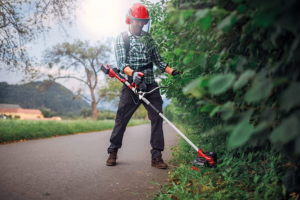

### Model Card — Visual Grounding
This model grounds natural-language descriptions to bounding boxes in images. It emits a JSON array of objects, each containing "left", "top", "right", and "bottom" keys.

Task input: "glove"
[
  {"left": 171, "top": 70, "right": 182, "bottom": 77},
  {"left": 132, "top": 71, "right": 143, "bottom": 85}
]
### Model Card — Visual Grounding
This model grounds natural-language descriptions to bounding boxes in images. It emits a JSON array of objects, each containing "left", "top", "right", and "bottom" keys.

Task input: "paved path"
[{"left": 0, "top": 123, "right": 179, "bottom": 200}]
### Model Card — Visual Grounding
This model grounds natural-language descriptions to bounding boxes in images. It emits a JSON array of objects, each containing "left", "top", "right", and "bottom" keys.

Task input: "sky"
[
  {"left": 0, "top": 0, "right": 161, "bottom": 88},
  {"left": 0, "top": 0, "right": 168, "bottom": 110}
]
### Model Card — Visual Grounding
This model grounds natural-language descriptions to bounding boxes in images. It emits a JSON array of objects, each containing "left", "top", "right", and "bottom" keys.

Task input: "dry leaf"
[{"left": 261, "top": 160, "right": 268, "bottom": 165}]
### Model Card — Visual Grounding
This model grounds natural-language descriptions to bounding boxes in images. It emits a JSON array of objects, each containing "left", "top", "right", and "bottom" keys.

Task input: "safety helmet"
[
  {"left": 125, "top": 3, "right": 150, "bottom": 24},
  {"left": 125, "top": 3, "right": 151, "bottom": 34}
]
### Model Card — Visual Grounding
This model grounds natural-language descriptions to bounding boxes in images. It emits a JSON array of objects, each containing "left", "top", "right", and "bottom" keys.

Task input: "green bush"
[
  {"left": 156, "top": 124, "right": 287, "bottom": 199},
  {"left": 144, "top": 0, "right": 300, "bottom": 198}
]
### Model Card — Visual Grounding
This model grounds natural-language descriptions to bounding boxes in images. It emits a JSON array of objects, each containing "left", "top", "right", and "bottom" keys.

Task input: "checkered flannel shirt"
[{"left": 114, "top": 29, "right": 168, "bottom": 84}]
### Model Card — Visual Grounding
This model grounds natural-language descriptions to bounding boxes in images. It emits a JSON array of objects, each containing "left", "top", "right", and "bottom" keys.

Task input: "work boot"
[
  {"left": 151, "top": 156, "right": 168, "bottom": 169},
  {"left": 106, "top": 150, "right": 118, "bottom": 166}
]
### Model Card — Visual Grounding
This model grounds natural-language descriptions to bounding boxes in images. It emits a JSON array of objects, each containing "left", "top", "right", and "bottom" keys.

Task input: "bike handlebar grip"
[{"left": 138, "top": 72, "right": 144, "bottom": 77}]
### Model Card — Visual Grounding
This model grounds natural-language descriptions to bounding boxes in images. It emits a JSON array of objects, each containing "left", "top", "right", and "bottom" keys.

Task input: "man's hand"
[
  {"left": 171, "top": 70, "right": 182, "bottom": 77},
  {"left": 124, "top": 66, "right": 134, "bottom": 76},
  {"left": 133, "top": 71, "right": 143, "bottom": 85}
]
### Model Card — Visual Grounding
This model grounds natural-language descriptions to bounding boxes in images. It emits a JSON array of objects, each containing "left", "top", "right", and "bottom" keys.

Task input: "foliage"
[
  {"left": 98, "top": 109, "right": 116, "bottom": 120},
  {"left": 0, "top": 81, "right": 89, "bottom": 116},
  {"left": 97, "top": 77, "right": 150, "bottom": 120},
  {"left": 98, "top": 76, "right": 122, "bottom": 106},
  {"left": 0, "top": 119, "right": 149, "bottom": 144},
  {"left": 0, "top": 0, "right": 81, "bottom": 71},
  {"left": 163, "top": 98, "right": 187, "bottom": 123},
  {"left": 80, "top": 107, "right": 92, "bottom": 118},
  {"left": 39, "top": 108, "right": 56, "bottom": 118},
  {"left": 145, "top": 0, "right": 300, "bottom": 197},
  {"left": 155, "top": 124, "right": 288, "bottom": 200},
  {"left": 80, "top": 108, "right": 116, "bottom": 120},
  {"left": 135, "top": 105, "right": 148, "bottom": 119}
]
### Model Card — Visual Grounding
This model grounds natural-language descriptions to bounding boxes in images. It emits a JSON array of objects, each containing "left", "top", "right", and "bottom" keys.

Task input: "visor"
[{"left": 130, "top": 17, "right": 151, "bottom": 34}]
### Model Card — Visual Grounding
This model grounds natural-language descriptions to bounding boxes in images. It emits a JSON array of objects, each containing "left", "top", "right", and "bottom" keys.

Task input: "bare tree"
[
  {"left": 41, "top": 39, "right": 113, "bottom": 120},
  {"left": 0, "top": 0, "right": 81, "bottom": 71}
]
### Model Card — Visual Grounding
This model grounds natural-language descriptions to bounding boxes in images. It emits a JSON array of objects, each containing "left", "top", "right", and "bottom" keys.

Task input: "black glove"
[
  {"left": 132, "top": 71, "right": 143, "bottom": 85},
  {"left": 171, "top": 70, "right": 181, "bottom": 77}
]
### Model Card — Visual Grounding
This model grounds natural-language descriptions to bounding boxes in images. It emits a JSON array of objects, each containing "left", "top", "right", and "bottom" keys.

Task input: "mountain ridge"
[{"left": 0, "top": 81, "right": 89, "bottom": 116}]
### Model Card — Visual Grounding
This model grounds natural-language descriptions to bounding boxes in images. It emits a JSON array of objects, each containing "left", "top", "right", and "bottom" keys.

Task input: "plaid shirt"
[{"left": 114, "top": 29, "right": 168, "bottom": 84}]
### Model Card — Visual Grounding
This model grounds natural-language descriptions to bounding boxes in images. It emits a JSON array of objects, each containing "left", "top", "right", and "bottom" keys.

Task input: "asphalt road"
[{"left": 0, "top": 123, "right": 179, "bottom": 200}]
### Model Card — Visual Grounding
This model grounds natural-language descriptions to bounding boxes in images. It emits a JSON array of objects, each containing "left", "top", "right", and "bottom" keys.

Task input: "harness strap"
[
  {"left": 135, "top": 62, "right": 153, "bottom": 72},
  {"left": 121, "top": 31, "right": 130, "bottom": 55}
]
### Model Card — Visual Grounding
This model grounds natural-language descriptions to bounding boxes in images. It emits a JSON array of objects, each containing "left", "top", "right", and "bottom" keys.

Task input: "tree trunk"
[
  {"left": 90, "top": 87, "right": 98, "bottom": 120},
  {"left": 92, "top": 101, "right": 97, "bottom": 120}
]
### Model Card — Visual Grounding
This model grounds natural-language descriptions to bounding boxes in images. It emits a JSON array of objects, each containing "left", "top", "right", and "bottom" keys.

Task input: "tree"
[
  {"left": 98, "top": 77, "right": 123, "bottom": 106},
  {"left": 40, "top": 108, "right": 51, "bottom": 118},
  {"left": 0, "top": 0, "right": 80, "bottom": 71},
  {"left": 41, "top": 39, "right": 113, "bottom": 120}
]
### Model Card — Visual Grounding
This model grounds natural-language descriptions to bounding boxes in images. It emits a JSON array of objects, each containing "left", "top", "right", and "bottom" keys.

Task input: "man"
[{"left": 106, "top": 3, "right": 181, "bottom": 169}]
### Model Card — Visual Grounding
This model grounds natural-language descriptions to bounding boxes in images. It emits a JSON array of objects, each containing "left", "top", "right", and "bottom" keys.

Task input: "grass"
[
  {"left": 155, "top": 124, "right": 288, "bottom": 200},
  {"left": 0, "top": 119, "right": 149, "bottom": 144}
]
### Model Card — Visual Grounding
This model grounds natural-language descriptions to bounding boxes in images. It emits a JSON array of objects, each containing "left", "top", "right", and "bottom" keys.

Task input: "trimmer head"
[{"left": 192, "top": 150, "right": 217, "bottom": 170}]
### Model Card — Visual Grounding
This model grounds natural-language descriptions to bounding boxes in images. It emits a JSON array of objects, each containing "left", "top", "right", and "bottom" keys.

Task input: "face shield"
[
  {"left": 142, "top": 19, "right": 151, "bottom": 33},
  {"left": 130, "top": 18, "right": 151, "bottom": 36}
]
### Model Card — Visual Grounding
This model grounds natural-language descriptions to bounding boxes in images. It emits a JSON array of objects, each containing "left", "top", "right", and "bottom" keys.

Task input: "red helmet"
[{"left": 125, "top": 3, "right": 150, "bottom": 25}]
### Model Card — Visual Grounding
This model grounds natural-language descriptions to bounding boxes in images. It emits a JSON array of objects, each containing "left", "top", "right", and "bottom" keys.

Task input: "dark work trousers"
[{"left": 107, "top": 81, "right": 164, "bottom": 159}]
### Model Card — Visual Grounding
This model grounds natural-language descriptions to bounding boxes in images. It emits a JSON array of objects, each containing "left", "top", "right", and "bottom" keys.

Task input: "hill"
[{"left": 0, "top": 81, "right": 89, "bottom": 116}]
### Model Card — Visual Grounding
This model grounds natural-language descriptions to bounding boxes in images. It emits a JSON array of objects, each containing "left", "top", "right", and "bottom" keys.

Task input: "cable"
[{"left": 143, "top": 86, "right": 168, "bottom": 95}]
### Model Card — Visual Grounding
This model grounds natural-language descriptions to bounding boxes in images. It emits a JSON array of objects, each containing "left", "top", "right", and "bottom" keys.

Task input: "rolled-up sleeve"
[
  {"left": 114, "top": 35, "right": 129, "bottom": 73},
  {"left": 150, "top": 39, "right": 168, "bottom": 73}
]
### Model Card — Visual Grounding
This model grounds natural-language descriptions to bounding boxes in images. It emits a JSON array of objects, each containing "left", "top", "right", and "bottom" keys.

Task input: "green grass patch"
[
  {"left": 155, "top": 124, "right": 287, "bottom": 200},
  {"left": 0, "top": 119, "right": 149, "bottom": 144}
]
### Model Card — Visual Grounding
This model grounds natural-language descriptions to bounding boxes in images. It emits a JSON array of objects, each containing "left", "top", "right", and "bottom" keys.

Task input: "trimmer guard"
[{"left": 192, "top": 149, "right": 217, "bottom": 170}]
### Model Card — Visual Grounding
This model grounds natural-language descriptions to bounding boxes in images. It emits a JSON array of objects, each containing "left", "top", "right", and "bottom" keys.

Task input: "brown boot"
[
  {"left": 151, "top": 156, "right": 168, "bottom": 169},
  {"left": 106, "top": 150, "right": 117, "bottom": 166}
]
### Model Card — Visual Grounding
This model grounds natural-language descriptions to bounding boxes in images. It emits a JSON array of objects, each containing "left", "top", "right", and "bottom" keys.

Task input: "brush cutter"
[{"left": 100, "top": 64, "right": 217, "bottom": 170}]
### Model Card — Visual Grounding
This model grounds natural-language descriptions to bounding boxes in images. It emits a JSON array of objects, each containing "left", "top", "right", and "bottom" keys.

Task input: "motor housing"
[{"left": 192, "top": 152, "right": 217, "bottom": 170}]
